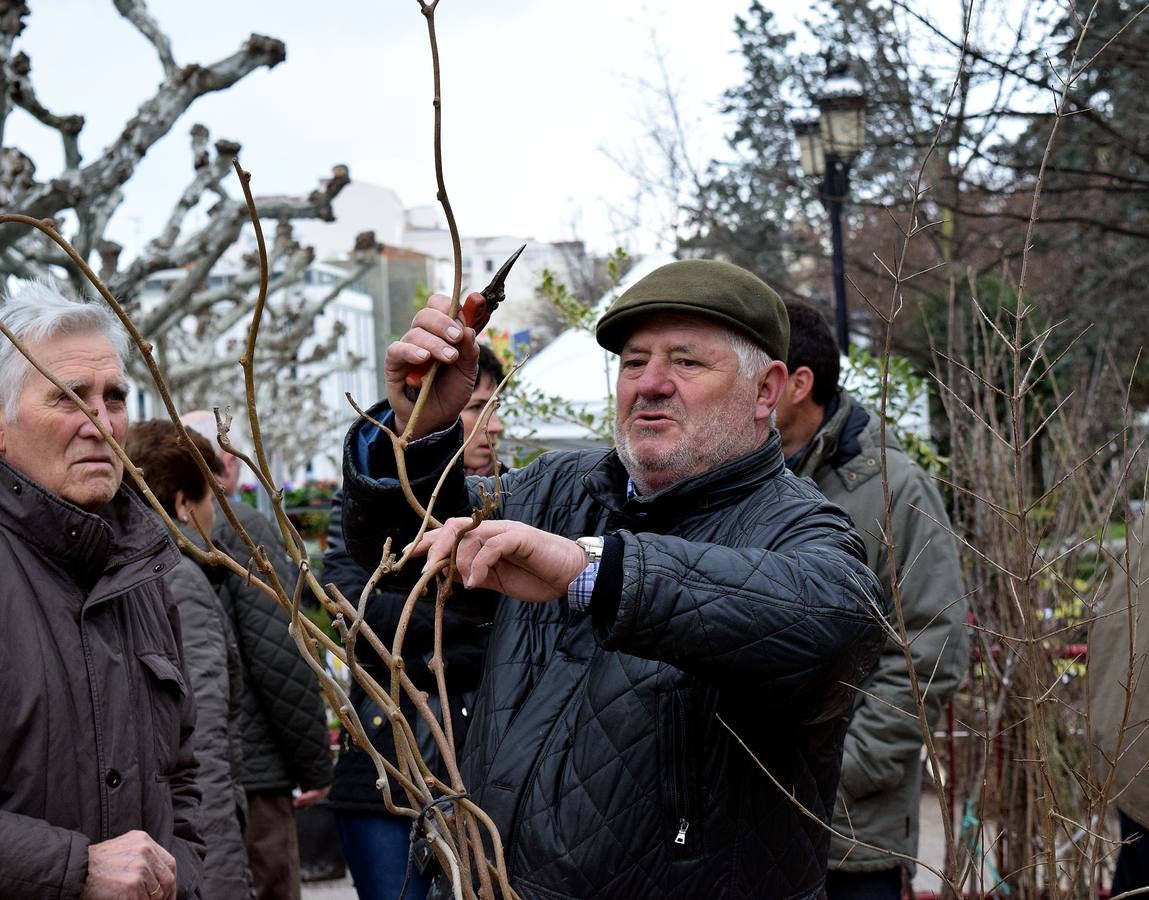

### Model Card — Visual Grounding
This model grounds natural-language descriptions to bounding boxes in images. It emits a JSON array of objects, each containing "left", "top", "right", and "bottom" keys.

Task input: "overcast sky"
[{"left": 10, "top": 1, "right": 778, "bottom": 258}]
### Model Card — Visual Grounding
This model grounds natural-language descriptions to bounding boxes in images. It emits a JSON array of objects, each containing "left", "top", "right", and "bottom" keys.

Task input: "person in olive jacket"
[
  {"left": 0, "top": 283, "right": 203, "bottom": 900},
  {"left": 775, "top": 302, "right": 969, "bottom": 899},
  {"left": 340, "top": 260, "right": 886, "bottom": 900}
]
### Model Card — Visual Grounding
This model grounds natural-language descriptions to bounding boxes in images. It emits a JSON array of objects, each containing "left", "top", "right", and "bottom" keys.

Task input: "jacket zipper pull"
[{"left": 674, "top": 819, "right": 689, "bottom": 845}]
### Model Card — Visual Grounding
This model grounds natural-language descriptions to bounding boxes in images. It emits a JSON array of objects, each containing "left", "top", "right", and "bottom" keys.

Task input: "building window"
[{"left": 485, "top": 259, "right": 495, "bottom": 273}]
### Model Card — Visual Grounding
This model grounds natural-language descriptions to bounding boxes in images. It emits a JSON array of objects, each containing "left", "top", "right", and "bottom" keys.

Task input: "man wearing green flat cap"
[{"left": 341, "top": 259, "right": 886, "bottom": 899}]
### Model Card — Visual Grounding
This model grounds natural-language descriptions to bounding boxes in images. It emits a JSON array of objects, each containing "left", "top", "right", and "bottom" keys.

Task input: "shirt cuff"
[{"left": 567, "top": 560, "right": 600, "bottom": 614}]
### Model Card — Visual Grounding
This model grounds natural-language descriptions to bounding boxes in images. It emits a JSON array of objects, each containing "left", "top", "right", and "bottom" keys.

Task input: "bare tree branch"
[
  {"left": 0, "top": 31, "right": 286, "bottom": 257},
  {"left": 113, "top": 0, "right": 178, "bottom": 79}
]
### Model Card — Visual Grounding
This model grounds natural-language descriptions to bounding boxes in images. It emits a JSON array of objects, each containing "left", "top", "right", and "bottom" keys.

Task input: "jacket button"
[
  {"left": 105, "top": 769, "right": 122, "bottom": 788},
  {"left": 153, "top": 563, "right": 164, "bottom": 573},
  {"left": 68, "top": 528, "right": 79, "bottom": 539},
  {"left": 11, "top": 483, "right": 20, "bottom": 494},
  {"left": 866, "top": 458, "right": 877, "bottom": 466},
  {"left": 848, "top": 472, "right": 858, "bottom": 481},
  {"left": 371, "top": 715, "right": 383, "bottom": 727}
]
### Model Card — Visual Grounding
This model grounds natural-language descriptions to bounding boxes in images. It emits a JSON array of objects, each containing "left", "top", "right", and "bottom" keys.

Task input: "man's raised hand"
[{"left": 384, "top": 292, "right": 481, "bottom": 437}]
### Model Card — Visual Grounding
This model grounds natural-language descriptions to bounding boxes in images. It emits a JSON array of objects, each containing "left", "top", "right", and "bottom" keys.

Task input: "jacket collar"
[
  {"left": 583, "top": 430, "right": 787, "bottom": 526},
  {"left": 791, "top": 388, "right": 869, "bottom": 479},
  {"left": 0, "top": 456, "right": 177, "bottom": 590}
]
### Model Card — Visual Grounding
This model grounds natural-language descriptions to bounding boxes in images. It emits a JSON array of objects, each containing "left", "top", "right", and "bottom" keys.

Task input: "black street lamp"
[{"left": 793, "top": 69, "right": 867, "bottom": 350}]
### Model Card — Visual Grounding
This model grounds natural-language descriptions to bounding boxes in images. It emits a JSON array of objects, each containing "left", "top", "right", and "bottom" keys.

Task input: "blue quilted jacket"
[{"left": 342, "top": 410, "right": 885, "bottom": 900}]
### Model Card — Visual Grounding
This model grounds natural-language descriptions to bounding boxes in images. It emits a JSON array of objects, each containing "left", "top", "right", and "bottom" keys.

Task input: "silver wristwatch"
[{"left": 576, "top": 535, "right": 605, "bottom": 565}]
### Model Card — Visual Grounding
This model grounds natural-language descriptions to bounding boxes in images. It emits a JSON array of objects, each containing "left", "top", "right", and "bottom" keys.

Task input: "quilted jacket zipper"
[{"left": 670, "top": 692, "right": 695, "bottom": 849}]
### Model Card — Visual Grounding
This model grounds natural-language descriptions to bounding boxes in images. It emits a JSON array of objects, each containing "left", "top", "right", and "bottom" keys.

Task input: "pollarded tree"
[{"left": 0, "top": 1, "right": 377, "bottom": 474}]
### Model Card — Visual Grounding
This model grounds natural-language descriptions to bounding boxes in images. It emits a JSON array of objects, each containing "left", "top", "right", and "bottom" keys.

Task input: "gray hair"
[
  {"left": 0, "top": 281, "right": 130, "bottom": 420},
  {"left": 727, "top": 329, "right": 777, "bottom": 428},
  {"left": 727, "top": 329, "right": 775, "bottom": 379}
]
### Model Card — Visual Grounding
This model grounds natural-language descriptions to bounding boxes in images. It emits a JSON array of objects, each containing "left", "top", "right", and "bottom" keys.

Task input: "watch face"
[{"left": 578, "top": 536, "right": 604, "bottom": 562}]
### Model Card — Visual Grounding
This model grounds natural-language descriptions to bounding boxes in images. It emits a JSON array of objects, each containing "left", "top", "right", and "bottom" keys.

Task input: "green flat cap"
[{"left": 595, "top": 259, "right": 789, "bottom": 362}]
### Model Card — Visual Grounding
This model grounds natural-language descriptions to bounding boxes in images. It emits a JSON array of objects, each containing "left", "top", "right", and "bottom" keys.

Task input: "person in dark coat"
[
  {"left": 180, "top": 409, "right": 333, "bottom": 900},
  {"left": 126, "top": 419, "right": 254, "bottom": 900},
  {"left": 0, "top": 283, "right": 203, "bottom": 899},
  {"left": 341, "top": 260, "right": 887, "bottom": 899},
  {"left": 325, "top": 344, "right": 503, "bottom": 900}
]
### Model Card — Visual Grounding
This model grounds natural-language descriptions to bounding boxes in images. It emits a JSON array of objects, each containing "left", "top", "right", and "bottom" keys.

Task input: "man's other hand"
[
  {"left": 411, "top": 518, "right": 589, "bottom": 602},
  {"left": 385, "top": 293, "right": 480, "bottom": 437},
  {"left": 82, "top": 830, "right": 177, "bottom": 900}
]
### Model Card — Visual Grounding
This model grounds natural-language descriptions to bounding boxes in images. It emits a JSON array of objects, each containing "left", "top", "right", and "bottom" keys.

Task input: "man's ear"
[
  {"left": 0, "top": 413, "right": 6, "bottom": 456},
  {"left": 787, "top": 366, "right": 817, "bottom": 406},
  {"left": 755, "top": 360, "right": 790, "bottom": 422},
  {"left": 173, "top": 489, "right": 190, "bottom": 523}
]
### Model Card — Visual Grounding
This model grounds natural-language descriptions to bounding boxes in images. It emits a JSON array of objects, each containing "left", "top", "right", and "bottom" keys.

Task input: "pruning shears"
[{"left": 404, "top": 243, "right": 526, "bottom": 394}]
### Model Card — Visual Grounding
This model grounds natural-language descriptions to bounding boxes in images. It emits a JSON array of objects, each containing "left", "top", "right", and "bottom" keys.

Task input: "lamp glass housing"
[
  {"left": 792, "top": 113, "right": 825, "bottom": 177},
  {"left": 818, "top": 90, "right": 866, "bottom": 162}
]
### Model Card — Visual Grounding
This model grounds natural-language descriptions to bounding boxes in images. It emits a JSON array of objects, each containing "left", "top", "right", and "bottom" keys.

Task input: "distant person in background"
[
  {"left": 323, "top": 344, "right": 504, "bottom": 900},
  {"left": 179, "top": 410, "right": 249, "bottom": 503},
  {"left": 459, "top": 344, "right": 505, "bottom": 476},
  {"left": 1090, "top": 512, "right": 1149, "bottom": 895},
  {"left": 126, "top": 419, "right": 253, "bottom": 900},
  {"left": 774, "top": 302, "right": 968, "bottom": 900},
  {"left": 181, "top": 409, "right": 334, "bottom": 900}
]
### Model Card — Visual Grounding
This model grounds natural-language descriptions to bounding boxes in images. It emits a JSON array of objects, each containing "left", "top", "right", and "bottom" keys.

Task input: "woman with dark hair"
[{"left": 125, "top": 420, "right": 254, "bottom": 900}]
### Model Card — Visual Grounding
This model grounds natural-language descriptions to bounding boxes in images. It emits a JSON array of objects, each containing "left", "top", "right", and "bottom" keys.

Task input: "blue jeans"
[
  {"left": 826, "top": 867, "right": 904, "bottom": 900},
  {"left": 335, "top": 811, "right": 430, "bottom": 900}
]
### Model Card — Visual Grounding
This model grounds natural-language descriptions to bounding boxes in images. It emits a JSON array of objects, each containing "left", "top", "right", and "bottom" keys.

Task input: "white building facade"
[{"left": 133, "top": 261, "right": 376, "bottom": 484}]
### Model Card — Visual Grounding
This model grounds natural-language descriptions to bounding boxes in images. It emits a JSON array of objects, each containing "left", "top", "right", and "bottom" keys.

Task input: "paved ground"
[
  {"left": 914, "top": 787, "right": 947, "bottom": 896},
  {"left": 302, "top": 875, "right": 358, "bottom": 899}
]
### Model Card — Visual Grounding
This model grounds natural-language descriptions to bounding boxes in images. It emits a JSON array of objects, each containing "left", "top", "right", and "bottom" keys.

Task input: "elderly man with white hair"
[{"left": 0, "top": 283, "right": 203, "bottom": 899}]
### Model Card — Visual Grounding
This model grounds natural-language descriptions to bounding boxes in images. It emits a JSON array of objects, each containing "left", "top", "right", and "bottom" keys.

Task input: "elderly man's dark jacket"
[
  {"left": 0, "top": 459, "right": 204, "bottom": 899},
  {"left": 342, "top": 408, "right": 885, "bottom": 900}
]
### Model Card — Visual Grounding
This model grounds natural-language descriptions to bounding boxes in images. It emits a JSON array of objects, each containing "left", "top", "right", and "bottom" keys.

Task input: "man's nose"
[
  {"left": 76, "top": 400, "right": 112, "bottom": 436},
  {"left": 635, "top": 358, "right": 674, "bottom": 397}
]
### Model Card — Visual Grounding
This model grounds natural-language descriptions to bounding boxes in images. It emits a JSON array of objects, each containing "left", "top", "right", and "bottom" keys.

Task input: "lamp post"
[{"left": 793, "top": 68, "right": 867, "bottom": 350}]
